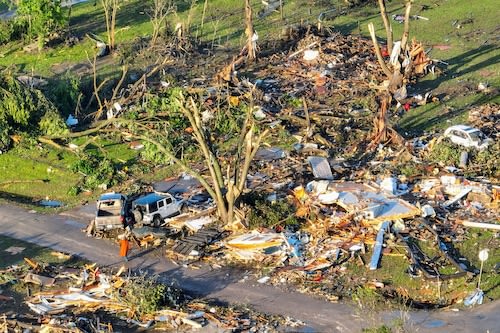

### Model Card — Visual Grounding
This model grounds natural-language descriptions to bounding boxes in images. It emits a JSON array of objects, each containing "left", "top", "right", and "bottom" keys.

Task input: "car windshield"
[{"left": 468, "top": 131, "right": 483, "bottom": 141}]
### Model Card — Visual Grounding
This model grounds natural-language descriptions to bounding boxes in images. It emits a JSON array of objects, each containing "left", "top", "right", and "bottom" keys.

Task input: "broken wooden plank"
[
  {"left": 24, "top": 273, "right": 55, "bottom": 287},
  {"left": 442, "top": 188, "right": 471, "bottom": 208},
  {"left": 459, "top": 220, "right": 500, "bottom": 231}
]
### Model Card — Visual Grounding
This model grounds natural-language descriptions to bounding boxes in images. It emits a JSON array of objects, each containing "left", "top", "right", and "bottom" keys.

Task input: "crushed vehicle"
[
  {"left": 443, "top": 125, "right": 492, "bottom": 150},
  {"left": 132, "top": 192, "right": 185, "bottom": 227},
  {"left": 94, "top": 193, "right": 130, "bottom": 231}
]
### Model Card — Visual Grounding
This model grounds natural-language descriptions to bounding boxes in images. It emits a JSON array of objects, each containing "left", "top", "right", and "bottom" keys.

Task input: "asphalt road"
[{"left": 0, "top": 203, "right": 498, "bottom": 333}]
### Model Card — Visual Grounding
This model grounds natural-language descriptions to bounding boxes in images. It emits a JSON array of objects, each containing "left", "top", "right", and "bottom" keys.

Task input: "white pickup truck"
[{"left": 94, "top": 193, "right": 130, "bottom": 231}]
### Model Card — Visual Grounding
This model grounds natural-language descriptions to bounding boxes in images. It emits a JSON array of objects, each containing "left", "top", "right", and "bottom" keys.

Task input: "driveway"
[{"left": 0, "top": 203, "right": 498, "bottom": 332}]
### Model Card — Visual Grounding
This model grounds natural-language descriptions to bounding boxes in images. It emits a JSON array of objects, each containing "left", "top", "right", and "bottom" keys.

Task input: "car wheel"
[
  {"left": 181, "top": 203, "right": 189, "bottom": 213},
  {"left": 133, "top": 209, "right": 143, "bottom": 223},
  {"left": 153, "top": 215, "right": 162, "bottom": 228}
]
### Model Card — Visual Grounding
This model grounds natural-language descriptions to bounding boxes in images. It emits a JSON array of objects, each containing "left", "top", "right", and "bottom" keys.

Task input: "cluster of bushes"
[
  {"left": 0, "top": 0, "right": 66, "bottom": 49},
  {"left": 0, "top": 70, "right": 68, "bottom": 152}
]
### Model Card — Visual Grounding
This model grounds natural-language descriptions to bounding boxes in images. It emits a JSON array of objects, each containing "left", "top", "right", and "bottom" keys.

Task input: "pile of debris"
[
  {"left": 0, "top": 258, "right": 303, "bottom": 332},
  {"left": 467, "top": 103, "right": 499, "bottom": 138},
  {"left": 79, "top": 26, "right": 497, "bottom": 307}
]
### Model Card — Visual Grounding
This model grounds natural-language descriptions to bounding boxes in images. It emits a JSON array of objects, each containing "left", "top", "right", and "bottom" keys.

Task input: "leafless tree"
[
  {"left": 367, "top": 1, "right": 414, "bottom": 148},
  {"left": 101, "top": 0, "right": 119, "bottom": 50},
  {"left": 245, "top": 0, "right": 256, "bottom": 60},
  {"left": 149, "top": 0, "right": 174, "bottom": 45}
]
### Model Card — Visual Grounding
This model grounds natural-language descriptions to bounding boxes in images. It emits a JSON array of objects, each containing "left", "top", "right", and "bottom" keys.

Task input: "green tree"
[
  {"left": 0, "top": 70, "right": 67, "bottom": 151},
  {"left": 15, "top": 0, "right": 66, "bottom": 50}
]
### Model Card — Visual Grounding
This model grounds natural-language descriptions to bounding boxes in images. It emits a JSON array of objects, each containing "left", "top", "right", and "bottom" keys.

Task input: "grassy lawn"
[
  {"left": 0, "top": 146, "right": 81, "bottom": 207},
  {"left": 0, "top": 235, "right": 84, "bottom": 269}
]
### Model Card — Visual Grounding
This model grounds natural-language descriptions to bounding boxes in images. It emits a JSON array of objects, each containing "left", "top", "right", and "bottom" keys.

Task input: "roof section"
[
  {"left": 133, "top": 192, "right": 167, "bottom": 205},
  {"left": 99, "top": 193, "right": 125, "bottom": 201},
  {"left": 447, "top": 125, "right": 479, "bottom": 132}
]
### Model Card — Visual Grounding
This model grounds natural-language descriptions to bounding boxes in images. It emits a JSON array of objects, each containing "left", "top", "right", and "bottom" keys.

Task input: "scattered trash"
[
  {"left": 392, "top": 14, "right": 429, "bottom": 23},
  {"left": 464, "top": 289, "right": 484, "bottom": 307},
  {"left": 257, "top": 276, "right": 271, "bottom": 284},
  {"left": 39, "top": 200, "right": 63, "bottom": 207},
  {"left": 369, "top": 221, "right": 390, "bottom": 270},
  {"left": 4, "top": 246, "right": 25, "bottom": 255},
  {"left": 65, "top": 114, "right": 79, "bottom": 127},
  {"left": 308, "top": 156, "right": 334, "bottom": 180},
  {"left": 303, "top": 49, "right": 319, "bottom": 61}
]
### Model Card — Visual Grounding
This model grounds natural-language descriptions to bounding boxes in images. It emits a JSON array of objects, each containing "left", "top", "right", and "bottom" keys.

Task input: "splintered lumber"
[
  {"left": 24, "top": 257, "right": 40, "bottom": 270},
  {"left": 181, "top": 317, "right": 203, "bottom": 328},
  {"left": 459, "top": 220, "right": 500, "bottom": 231},
  {"left": 442, "top": 188, "right": 472, "bottom": 207}
]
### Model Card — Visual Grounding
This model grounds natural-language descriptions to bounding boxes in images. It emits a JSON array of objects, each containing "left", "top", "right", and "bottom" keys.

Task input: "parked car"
[
  {"left": 94, "top": 192, "right": 130, "bottom": 231},
  {"left": 132, "top": 192, "right": 185, "bottom": 227},
  {"left": 443, "top": 125, "right": 492, "bottom": 150}
]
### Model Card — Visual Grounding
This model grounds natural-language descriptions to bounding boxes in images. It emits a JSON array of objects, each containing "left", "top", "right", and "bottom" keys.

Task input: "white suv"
[{"left": 132, "top": 192, "right": 184, "bottom": 227}]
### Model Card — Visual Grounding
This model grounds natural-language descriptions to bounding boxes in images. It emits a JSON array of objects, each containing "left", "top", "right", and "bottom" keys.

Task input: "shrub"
[
  {"left": 70, "top": 153, "right": 118, "bottom": 190},
  {"left": 38, "top": 109, "right": 68, "bottom": 136},
  {"left": 114, "top": 274, "right": 181, "bottom": 317},
  {"left": 246, "top": 193, "right": 298, "bottom": 229},
  {"left": 46, "top": 72, "right": 80, "bottom": 114},
  {"left": 427, "top": 140, "right": 461, "bottom": 166}
]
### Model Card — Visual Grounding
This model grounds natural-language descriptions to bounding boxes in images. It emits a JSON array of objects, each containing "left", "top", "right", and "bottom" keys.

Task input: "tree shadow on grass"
[
  {"left": 69, "top": 1, "right": 150, "bottom": 39},
  {"left": 397, "top": 43, "right": 499, "bottom": 133},
  {"left": 420, "top": 44, "right": 500, "bottom": 93},
  {"left": 0, "top": 190, "right": 38, "bottom": 206},
  {"left": 398, "top": 87, "right": 499, "bottom": 135}
]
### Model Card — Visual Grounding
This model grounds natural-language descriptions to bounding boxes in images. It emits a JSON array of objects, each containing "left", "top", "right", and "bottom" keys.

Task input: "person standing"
[{"left": 119, "top": 233, "right": 130, "bottom": 262}]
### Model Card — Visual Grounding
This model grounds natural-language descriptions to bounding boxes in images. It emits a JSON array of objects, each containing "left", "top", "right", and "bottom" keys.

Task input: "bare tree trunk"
[
  {"left": 245, "top": 0, "right": 255, "bottom": 60},
  {"left": 377, "top": 0, "right": 393, "bottom": 55},
  {"left": 110, "top": 0, "right": 117, "bottom": 49},
  {"left": 368, "top": 23, "right": 392, "bottom": 77},
  {"left": 400, "top": 1, "right": 412, "bottom": 52},
  {"left": 101, "top": 0, "right": 119, "bottom": 50}
]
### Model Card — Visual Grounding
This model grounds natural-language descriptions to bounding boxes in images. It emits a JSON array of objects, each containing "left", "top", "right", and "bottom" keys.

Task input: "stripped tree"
[
  {"left": 367, "top": 0, "right": 413, "bottom": 148},
  {"left": 149, "top": 0, "right": 174, "bottom": 45},
  {"left": 101, "top": 0, "right": 119, "bottom": 50},
  {"left": 244, "top": 0, "right": 256, "bottom": 60},
  {"left": 40, "top": 79, "right": 268, "bottom": 226}
]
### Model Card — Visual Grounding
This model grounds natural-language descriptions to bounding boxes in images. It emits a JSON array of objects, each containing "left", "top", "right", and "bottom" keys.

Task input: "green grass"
[
  {"left": 456, "top": 229, "right": 500, "bottom": 300},
  {"left": 0, "top": 145, "right": 82, "bottom": 207},
  {"left": 0, "top": 235, "right": 84, "bottom": 269},
  {"left": 344, "top": 228, "right": 500, "bottom": 307},
  {"left": 70, "top": 136, "right": 139, "bottom": 163}
]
